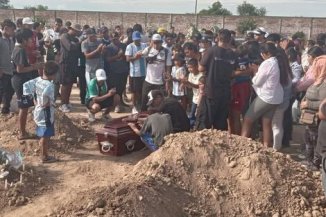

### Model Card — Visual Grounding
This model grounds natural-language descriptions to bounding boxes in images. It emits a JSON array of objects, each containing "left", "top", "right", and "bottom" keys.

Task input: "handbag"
[
  {"left": 299, "top": 109, "right": 318, "bottom": 126},
  {"left": 18, "top": 94, "right": 34, "bottom": 108}
]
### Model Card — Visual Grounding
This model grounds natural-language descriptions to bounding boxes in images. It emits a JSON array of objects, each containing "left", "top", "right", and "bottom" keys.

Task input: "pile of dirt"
[
  {"left": 0, "top": 110, "right": 93, "bottom": 157},
  {"left": 0, "top": 164, "right": 52, "bottom": 210},
  {"left": 50, "top": 129, "right": 326, "bottom": 217}
]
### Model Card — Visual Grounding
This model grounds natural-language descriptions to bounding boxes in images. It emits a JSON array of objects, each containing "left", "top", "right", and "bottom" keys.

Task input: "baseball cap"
[
  {"left": 71, "top": 24, "right": 82, "bottom": 32},
  {"left": 152, "top": 34, "right": 162, "bottom": 41},
  {"left": 200, "top": 35, "right": 213, "bottom": 42},
  {"left": 252, "top": 27, "right": 267, "bottom": 36},
  {"left": 157, "top": 28, "right": 166, "bottom": 34},
  {"left": 85, "top": 28, "right": 96, "bottom": 35},
  {"left": 96, "top": 69, "right": 107, "bottom": 81},
  {"left": 132, "top": 31, "right": 141, "bottom": 41},
  {"left": 147, "top": 90, "right": 163, "bottom": 106},
  {"left": 22, "top": 17, "right": 34, "bottom": 25}
]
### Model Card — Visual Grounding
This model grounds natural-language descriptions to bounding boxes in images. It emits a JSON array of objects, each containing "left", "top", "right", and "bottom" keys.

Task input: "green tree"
[
  {"left": 199, "top": 1, "right": 232, "bottom": 16},
  {"left": 0, "top": 0, "right": 12, "bottom": 9},
  {"left": 24, "top": 4, "right": 48, "bottom": 11},
  {"left": 237, "top": 18, "right": 257, "bottom": 35},
  {"left": 237, "top": 1, "right": 266, "bottom": 16}
]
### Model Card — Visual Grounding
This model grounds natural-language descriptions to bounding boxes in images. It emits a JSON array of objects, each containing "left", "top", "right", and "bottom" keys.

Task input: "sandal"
[
  {"left": 18, "top": 132, "right": 37, "bottom": 140},
  {"left": 41, "top": 156, "right": 58, "bottom": 164}
]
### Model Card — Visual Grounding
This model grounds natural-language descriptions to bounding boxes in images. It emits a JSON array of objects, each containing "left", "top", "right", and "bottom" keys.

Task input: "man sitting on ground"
[{"left": 86, "top": 69, "right": 120, "bottom": 122}]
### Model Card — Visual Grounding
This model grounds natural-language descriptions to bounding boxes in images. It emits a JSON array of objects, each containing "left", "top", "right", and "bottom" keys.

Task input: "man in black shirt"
[
  {"left": 147, "top": 90, "right": 190, "bottom": 133},
  {"left": 197, "top": 29, "right": 237, "bottom": 131}
]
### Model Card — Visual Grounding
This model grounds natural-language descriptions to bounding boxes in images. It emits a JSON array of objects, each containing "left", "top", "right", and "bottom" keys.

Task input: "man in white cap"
[
  {"left": 22, "top": 17, "right": 40, "bottom": 65},
  {"left": 252, "top": 27, "right": 268, "bottom": 44},
  {"left": 140, "top": 33, "right": 172, "bottom": 111},
  {"left": 85, "top": 69, "right": 120, "bottom": 122}
]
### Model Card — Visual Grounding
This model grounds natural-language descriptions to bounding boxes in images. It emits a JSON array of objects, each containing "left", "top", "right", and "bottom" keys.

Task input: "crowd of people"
[{"left": 0, "top": 17, "right": 325, "bottom": 171}]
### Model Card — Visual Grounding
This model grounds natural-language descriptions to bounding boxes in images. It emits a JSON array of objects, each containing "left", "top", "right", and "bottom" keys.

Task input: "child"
[
  {"left": 171, "top": 54, "right": 187, "bottom": 110},
  {"left": 23, "top": 61, "right": 59, "bottom": 163},
  {"left": 196, "top": 76, "right": 206, "bottom": 116},
  {"left": 184, "top": 58, "right": 203, "bottom": 125}
]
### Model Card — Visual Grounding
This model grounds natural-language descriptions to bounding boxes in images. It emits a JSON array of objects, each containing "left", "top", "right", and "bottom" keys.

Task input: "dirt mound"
[
  {"left": 0, "top": 110, "right": 92, "bottom": 156},
  {"left": 52, "top": 130, "right": 325, "bottom": 216},
  {"left": 0, "top": 110, "right": 93, "bottom": 212}
]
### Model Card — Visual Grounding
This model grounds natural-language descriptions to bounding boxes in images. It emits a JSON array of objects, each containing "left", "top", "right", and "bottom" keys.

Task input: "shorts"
[
  {"left": 129, "top": 77, "right": 145, "bottom": 94},
  {"left": 36, "top": 124, "right": 55, "bottom": 138},
  {"left": 245, "top": 96, "right": 278, "bottom": 121},
  {"left": 86, "top": 97, "right": 114, "bottom": 110},
  {"left": 140, "top": 133, "right": 159, "bottom": 152},
  {"left": 231, "top": 82, "right": 251, "bottom": 113},
  {"left": 60, "top": 63, "right": 77, "bottom": 85}
]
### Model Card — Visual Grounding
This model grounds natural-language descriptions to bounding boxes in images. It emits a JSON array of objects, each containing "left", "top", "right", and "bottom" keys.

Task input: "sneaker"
[
  {"left": 88, "top": 111, "right": 96, "bottom": 123},
  {"left": 102, "top": 113, "right": 112, "bottom": 121},
  {"left": 59, "top": 104, "right": 71, "bottom": 113},
  {"left": 132, "top": 107, "right": 139, "bottom": 114},
  {"left": 67, "top": 103, "right": 73, "bottom": 109},
  {"left": 114, "top": 105, "right": 121, "bottom": 113}
]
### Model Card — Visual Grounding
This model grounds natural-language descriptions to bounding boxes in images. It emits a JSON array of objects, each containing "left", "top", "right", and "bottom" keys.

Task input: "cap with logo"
[
  {"left": 132, "top": 31, "right": 141, "bottom": 41},
  {"left": 22, "top": 17, "right": 34, "bottom": 25},
  {"left": 151, "top": 34, "right": 162, "bottom": 41},
  {"left": 96, "top": 69, "right": 107, "bottom": 81}
]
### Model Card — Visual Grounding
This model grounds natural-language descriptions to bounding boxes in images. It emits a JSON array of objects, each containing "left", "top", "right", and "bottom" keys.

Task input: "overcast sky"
[{"left": 9, "top": 0, "right": 326, "bottom": 17}]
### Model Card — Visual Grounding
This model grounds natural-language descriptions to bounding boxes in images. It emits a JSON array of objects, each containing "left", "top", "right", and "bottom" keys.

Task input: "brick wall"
[{"left": 0, "top": 9, "right": 325, "bottom": 39}]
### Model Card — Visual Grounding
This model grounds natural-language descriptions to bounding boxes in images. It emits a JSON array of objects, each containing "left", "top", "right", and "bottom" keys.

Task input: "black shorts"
[
  {"left": 60, "top": 63, "right": 77, "bottom": 85},
  {"left": 86, "top": 97, "right": 114, "bottom": 110},
  {"left": 11, "top": 71, "right": 38, "bottom": 99},
  {"left": 130, "top": 77, "right": 145, "bottom": 94}
]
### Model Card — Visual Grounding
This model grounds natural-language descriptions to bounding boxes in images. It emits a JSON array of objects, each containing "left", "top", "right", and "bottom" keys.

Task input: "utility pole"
[{"left": 195, "top": 0, "right": 198, "bottom": 28}]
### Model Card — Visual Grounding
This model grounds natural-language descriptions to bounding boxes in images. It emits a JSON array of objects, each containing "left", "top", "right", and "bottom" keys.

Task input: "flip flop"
[
  {"left": 41, "top": 156, "right": 58, "bottom": 164},
  {"left": 18, "top": 132, "right": 37, "bottom": 140}
]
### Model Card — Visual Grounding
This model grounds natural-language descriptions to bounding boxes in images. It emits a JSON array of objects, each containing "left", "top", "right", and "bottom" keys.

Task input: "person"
[
  {"left": 99, "top": 26, "right": 111, "bottom": 46},
  {"left": 302, "top": 40, "right": 316, "bottom": 72},
  {"left": 59, "top": 24, "right": 81, "bottom": 113},
  {"left": 171, "top": 54, "right": 187, "bottom": 110},
  {"left": 122, "top": 28, "right": 133, "bottom": 45},
  {"left": 317, "top": 98, "right": 326, "bottom": 196},
  {"left": 182, "top": 59, "right": 203, "bottom": 126},
  {"left": 140, "top": 34, "right": 172, "bottom": 111},
  {"left": 85, "top": 69, "right": 120, "bottom": 122},
  {"left": 11, "top": 28, "right": 44, "bottom": 139},
  {"left": 241, "top": 43, "right": 287, "bottom": 148},
  {"left": 252, "top": 27, "right": 268, "bottom": 44},
  {"left": 133, "top": 24, "right": 149, "bottom": 44},
  {"left": 183, "top": 42, "right": 201, "bottom": 63},
  {"left": 22, "top": 17, "right": 40, "bottom": 67},
  {"left": 229, "top": 44, "right": 252, "bottom": 135},
  {"left": 23, "top": 61, "right": 59, "bottom": 163},
  {"left": 300, "top": 55, "right": 326, "bottom": 171},
  {"left": 128, "top": 111, "right": 173, "bottom": 152},
  {"left": 81, "top": 28, "right": 104, "bottom": 84},
  {"left": 65, "top": 21, "right": 72, "bottom": 29},
  {"left": 0, "top": 19, "right": 16, "bottom": 115},
  {"left": 125, "top": 31, "right": 147, "bottom": 114},
  {"left": 196, "top": 29, "right": 237, "bottom": 131},
  {"left": 199, "top": 35, "right": 213, "bottom": 57},
  {"left": 16, "top": 18, "right": 23, "bottom": 30},
  {"left": 104, "top": 32, "right": 129, "bottom": 113}
]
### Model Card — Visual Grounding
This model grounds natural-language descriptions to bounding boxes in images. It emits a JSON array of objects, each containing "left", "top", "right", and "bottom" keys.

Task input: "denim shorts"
[{"left": 36, "top": 124, "right": 55, "bottom": 138}]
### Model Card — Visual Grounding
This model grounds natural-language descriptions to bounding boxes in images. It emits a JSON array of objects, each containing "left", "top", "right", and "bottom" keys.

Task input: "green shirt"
[{"left": 85, "top": 78, "right": 108, "bottom": 102}]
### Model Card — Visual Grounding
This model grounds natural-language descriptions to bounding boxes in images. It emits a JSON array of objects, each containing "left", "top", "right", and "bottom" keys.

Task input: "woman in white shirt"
[{"left": 242, "top": 43, "right": 289, "bottom": 147}]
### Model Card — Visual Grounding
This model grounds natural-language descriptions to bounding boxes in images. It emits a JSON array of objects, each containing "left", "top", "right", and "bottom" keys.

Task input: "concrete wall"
[{"left": 0, "top": 9, "right": 325, "bottom": 39}]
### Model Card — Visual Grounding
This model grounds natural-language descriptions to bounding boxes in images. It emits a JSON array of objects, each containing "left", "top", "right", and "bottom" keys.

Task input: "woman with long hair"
[{"left": 242, "top": 43, "right": 287, "bottom": 147}]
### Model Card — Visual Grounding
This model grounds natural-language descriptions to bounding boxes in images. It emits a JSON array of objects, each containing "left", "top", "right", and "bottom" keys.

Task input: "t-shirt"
[
  {"left": 125, "top": 43, "right": 147, "bottom": 77},
  {"left": 158, "top": 98, "right": 190, "bottom": 133},
  {"left": 234, "top": 56, "right": 250, "bottom": 84},
  {"left": 188, "top": 72, "right": 203, "bottom": 104},
  {"left": 81, "top": 39, "right": 103, "bottom": 78},
  {"left": 85, "top": 78, "right": 108, "bottom": 102},
  {"left": 25, "top": 31, "right": 39, "bottom": 64},
  {"left": 0, "top": 37, "right": 14, "bottom": 75},
  {"left": 171, "top": 66, "right": 186, "bottom": 96},
  {"left": 104, "top": 42, "right": 129, "bottom": 74},
  {"left": 142, "top": 46, "right": 172, "bottom": 85},
  {"left": 200, "top": 46, "right": 237, "bottom": 99},
  {"left": 60, "top": 33, "right": 80, "bottom": 65},
  {"left": 23, "top": 77, "right": 55, "bottom": 127},
  {"left": 140, "top": 113, "right": 173, "bottom": 146}
]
